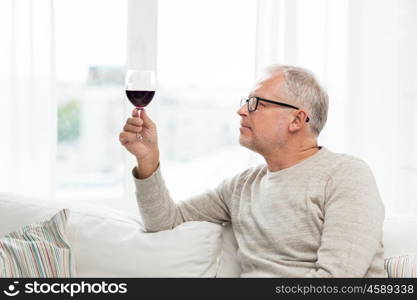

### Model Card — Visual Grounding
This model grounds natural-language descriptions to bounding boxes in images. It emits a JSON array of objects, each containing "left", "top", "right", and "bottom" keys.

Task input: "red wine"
[{"left": 126, "top": 90, "right": 155, "bottom": 107}]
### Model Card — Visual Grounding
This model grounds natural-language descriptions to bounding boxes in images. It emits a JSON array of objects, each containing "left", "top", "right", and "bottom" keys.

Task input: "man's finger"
[
  {"left": 127, "top": 117, "right": 143, "bottom": 126},
  {"left": 123, "top": 124, "right": 142, "bottom": 133},
  {"left": 119, "top": 131, "right": 137, "bottom": 144}
]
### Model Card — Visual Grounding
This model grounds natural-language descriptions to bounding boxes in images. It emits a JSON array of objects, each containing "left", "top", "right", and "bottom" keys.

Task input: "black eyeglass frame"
[{"left": 241, "top": 96, "right": 310, "bottom": 122}]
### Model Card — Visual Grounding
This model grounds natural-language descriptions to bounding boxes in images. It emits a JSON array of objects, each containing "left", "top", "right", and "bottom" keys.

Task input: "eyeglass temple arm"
[{"left": 256, "top": 97, "right": 309, "bottom": 122}]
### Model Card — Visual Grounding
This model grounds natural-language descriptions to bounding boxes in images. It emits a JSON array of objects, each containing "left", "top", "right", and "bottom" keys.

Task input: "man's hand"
[{"left": 119, "top": 108, "right": 159, "bottom": 178}]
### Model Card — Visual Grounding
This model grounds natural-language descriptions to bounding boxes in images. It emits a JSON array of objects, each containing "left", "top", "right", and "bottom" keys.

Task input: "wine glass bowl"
[{"left": 125, "top": 70, "right": 156, "bottom": 109}]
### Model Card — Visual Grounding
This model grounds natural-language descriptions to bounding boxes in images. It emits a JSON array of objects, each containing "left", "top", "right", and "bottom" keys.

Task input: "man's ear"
[{"left": 288, "top": 110, "right": 308, "bottom": 133}]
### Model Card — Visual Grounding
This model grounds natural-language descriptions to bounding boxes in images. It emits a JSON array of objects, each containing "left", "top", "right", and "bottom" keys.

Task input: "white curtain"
[
  {"left": 0, "top": 0, "right": 56, "bottom": 199},
  {"left": 256, "top": 0, "right": 417, "bottom": 214}
]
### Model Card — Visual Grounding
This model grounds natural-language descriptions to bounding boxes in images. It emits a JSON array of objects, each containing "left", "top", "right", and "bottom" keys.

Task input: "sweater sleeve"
[
  {"left": 133, "top": 164, "right": 240, "bottom": 232},
  {"left": 305, "top": 158, "right": 385, "bottom": 277}
]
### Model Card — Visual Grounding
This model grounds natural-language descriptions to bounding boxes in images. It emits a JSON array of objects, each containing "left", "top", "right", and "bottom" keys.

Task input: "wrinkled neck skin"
[{"left": 262, "top": 138, "right": 320, "bottom": 172}]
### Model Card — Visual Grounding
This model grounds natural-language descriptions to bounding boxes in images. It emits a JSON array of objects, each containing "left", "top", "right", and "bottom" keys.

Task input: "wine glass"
[{"left": 125, "top": 70, "right": 156, "bottom": 141}]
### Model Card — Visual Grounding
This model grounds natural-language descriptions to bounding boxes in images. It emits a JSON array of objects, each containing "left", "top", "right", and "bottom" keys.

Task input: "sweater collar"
[{"left": 265, "top": 146, "right": 329, "bottom": 178}]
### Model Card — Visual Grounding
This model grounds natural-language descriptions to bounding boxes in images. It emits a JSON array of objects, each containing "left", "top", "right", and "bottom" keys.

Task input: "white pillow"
[
  {"left": 0, "top": 193, "right": 223, "bottom": 277},
  {"left": 216, "top": 224, "right": 242, "bottom": 277},
  {"left": 383, "top": 216, "right": 417, "bottom": 258}
]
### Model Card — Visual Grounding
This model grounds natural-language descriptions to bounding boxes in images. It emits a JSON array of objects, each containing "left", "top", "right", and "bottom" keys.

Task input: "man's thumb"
[{"left": 132, "top": 108, "right": 139, "bottom": 117}]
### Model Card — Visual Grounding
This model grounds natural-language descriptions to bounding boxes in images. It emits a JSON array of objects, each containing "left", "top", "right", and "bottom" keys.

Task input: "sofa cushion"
[
  {"left": 383, "top": 216, "right": 417, "bottom": 278},
  {"left": 383, "top": 216, "right": 417, "bottom": 258},
  {"left": 216, "top": 224, "right": 241, "bottom": 277},
  {"left": 0, "top": 209, "right": 75, "bottom": 278},
  {"left": 0, "top": 193, "right": 223, "bottom": 277}
]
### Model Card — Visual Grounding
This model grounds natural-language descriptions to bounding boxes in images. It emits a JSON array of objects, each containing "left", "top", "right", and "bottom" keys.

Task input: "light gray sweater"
[{"left": 133, "top": 147, "right": 387, "bottom": 277}]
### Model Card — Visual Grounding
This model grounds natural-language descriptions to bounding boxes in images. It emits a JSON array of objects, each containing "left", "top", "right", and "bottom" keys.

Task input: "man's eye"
[{"left": 259, "top": 102, "right": 265, "bottom": 107}]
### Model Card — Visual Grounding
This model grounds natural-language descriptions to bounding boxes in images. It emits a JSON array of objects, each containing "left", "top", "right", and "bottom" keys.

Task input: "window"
[
  {"left": 55, "top": 0, "right": 256, "bottom": 209},
  {"left": 55, "top": 0, "right": 129, "bottom": 210},
  {"left": 155, "top": 0, "right": 257, "bottom": 200}
]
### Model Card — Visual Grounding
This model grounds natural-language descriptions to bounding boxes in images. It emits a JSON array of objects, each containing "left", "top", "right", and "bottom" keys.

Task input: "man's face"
[{"left": 237, "top": 72, "right": 296, "bottom": 155}]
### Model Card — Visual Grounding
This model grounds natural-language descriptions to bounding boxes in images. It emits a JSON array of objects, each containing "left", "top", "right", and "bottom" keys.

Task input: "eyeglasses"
[{"left": 240, "top": 96, "right": 310, "bottom": 122}]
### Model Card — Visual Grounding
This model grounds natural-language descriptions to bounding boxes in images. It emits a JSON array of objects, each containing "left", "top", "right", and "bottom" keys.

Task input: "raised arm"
[
  {"left": 133, "top": 165, "right": 239, "bottom": 232},
  {"left": 120, "top": 107, "right": 240, "bottom": 232}
]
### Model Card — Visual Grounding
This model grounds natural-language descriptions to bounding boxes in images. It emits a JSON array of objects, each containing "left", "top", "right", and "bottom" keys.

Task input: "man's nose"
[{"left": 237, "top": 103, "right": 248, "bottom": 116}]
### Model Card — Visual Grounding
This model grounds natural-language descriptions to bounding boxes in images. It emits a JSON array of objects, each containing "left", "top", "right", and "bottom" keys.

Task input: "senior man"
[{"left": 119, "top": 64, "right": 386, "bottom": 277}]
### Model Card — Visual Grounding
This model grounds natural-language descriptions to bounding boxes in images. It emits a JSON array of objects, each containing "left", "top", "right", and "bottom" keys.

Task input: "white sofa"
[{"left": 0, "top": 193, "right": 416, "bottom": 277}]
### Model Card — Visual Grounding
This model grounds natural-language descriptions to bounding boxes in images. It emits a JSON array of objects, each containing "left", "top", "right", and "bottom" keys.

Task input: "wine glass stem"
[{"left": 136, "top": 107, "right": 144, "bottom": 141}]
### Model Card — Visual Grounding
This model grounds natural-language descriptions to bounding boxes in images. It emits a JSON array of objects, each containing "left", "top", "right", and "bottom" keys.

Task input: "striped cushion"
[
  {"left": 385, "top": 254, "right": 417, "bottom": 278},
  {"left": 0, "top": 209, "right": 75, "bottom": 277}
]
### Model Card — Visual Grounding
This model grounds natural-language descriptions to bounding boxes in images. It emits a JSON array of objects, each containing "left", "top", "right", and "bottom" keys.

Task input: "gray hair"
[{"left": 266, "top": 64, "right": 329, "bottom": 136}]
